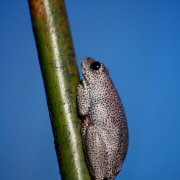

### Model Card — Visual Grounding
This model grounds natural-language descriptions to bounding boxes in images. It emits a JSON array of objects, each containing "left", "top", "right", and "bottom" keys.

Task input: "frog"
[{"left": 77, "top": 57, "right": 129, "bottom": 180}]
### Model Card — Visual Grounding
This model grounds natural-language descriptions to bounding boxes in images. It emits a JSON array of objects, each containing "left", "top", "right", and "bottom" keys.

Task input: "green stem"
[{"left": 28, "top": 0, "right": 91, "bottom": 179}]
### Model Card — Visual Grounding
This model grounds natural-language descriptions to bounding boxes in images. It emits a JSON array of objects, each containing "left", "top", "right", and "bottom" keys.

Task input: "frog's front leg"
[
  {"left": 77, "top": 84, "right": 90, "bottom": 161},
  {"left": 77, "top": 84, "right": 90, "bottom": 116}
]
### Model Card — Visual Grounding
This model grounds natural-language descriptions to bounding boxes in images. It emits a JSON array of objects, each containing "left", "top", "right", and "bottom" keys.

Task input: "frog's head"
[
  {"left": 80, "top": 57, "right": 109, "bottom": 88},
  {"left": 81, "top": 57, "right": 109, "bottom": 78}
]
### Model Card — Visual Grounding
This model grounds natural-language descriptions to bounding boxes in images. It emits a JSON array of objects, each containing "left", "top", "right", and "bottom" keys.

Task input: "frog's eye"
[{"left": 90, "top": 62, "right": 101, "bottom": 70}]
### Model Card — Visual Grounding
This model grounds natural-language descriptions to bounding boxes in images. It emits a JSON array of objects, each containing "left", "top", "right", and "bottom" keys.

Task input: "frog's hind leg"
[{"left": 85, "top": 126, "right": 108, "bottom": 180}]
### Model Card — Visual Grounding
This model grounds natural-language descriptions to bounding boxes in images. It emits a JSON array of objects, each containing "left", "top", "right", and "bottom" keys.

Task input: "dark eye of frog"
[{"left": 90, "top": 62, "right": 101, "bottom": 70}]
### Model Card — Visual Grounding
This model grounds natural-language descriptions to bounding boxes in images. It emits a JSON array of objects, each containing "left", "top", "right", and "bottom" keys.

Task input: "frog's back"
[{"left": 87, "top": 73, "right": 129, "bottom": 179}]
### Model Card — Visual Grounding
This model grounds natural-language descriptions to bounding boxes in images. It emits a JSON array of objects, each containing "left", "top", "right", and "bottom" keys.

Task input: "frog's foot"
[{"left": 82, "top": 115, "right": 90, "bottom": 129}]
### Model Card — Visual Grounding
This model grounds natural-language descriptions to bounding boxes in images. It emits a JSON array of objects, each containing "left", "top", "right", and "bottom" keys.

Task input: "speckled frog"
[{"left": 77, "top": 57, "right": 128, "bottom": 180}]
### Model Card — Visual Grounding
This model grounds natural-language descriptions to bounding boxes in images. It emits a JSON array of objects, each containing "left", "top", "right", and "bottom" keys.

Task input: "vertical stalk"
[{"left": 28, "top": 0, "right": 91, "bottom": 179}]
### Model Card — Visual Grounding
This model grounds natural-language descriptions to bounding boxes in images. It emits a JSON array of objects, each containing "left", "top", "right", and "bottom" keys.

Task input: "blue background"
[{"left": 0, "top": 0, "right": 180, "bottom": 180}]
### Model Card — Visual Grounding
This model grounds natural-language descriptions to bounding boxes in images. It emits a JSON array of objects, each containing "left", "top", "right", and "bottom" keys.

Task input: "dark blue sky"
[{"left": 0, "top": 0, "right": 180, "bottom": 180}]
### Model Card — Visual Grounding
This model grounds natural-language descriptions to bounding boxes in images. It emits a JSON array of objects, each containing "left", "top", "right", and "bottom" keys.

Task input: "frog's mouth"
[
  {"left": 81, "top": 67, "right": 86, "bottom": 76},
  {"left": 81, "top": 74, "right": 89, "bottom": 89},
  {"left": 81, "top": 63, "right": 89, "bottom": 82},
  {"left": 81, "top": 61, "right": 87, "bottom": 76}
]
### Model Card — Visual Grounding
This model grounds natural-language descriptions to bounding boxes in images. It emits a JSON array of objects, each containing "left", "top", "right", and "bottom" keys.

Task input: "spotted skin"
[{"left": 77, "top": 58, "right": 129, "bottom": 180}]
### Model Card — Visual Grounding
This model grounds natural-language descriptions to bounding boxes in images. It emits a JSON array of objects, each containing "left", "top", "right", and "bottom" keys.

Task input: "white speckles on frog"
[{"left": 77, "top": 57, "right": 128, "bottom": 180}]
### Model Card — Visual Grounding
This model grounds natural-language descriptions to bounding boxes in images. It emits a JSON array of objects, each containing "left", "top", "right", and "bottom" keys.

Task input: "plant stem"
[{"left": 28, "top": 0, "right": 91, "bottom": 179}]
